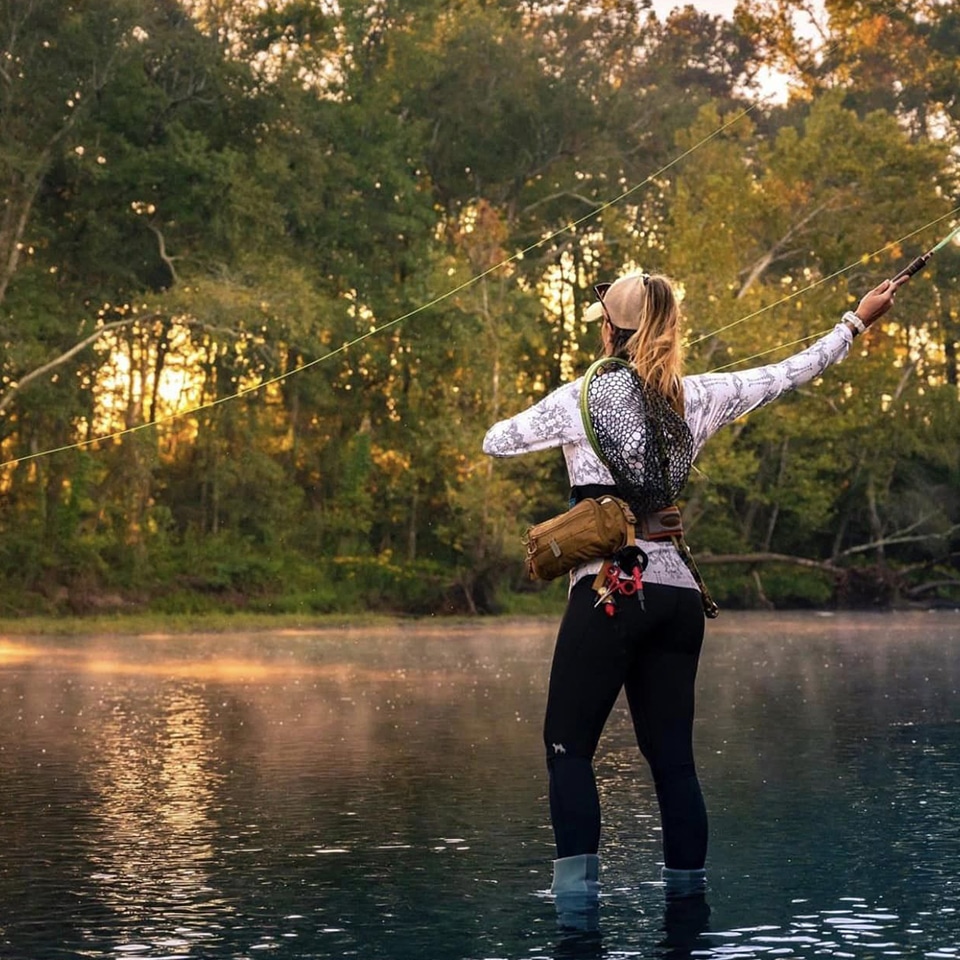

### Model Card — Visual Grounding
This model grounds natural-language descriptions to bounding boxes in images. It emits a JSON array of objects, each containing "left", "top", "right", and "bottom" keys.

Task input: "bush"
[{"left": 704, "top": 563, "right": 835, "bottom": 609}]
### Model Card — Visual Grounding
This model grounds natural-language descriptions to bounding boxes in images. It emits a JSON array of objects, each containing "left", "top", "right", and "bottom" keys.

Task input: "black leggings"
[{"left": 543, "top": 577, "right": 707, "bottom": 869}]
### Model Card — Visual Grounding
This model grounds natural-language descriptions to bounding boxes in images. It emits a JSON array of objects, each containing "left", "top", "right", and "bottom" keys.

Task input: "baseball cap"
[{"left": 583, "top": 273, "right": 650, "bottom": 329}]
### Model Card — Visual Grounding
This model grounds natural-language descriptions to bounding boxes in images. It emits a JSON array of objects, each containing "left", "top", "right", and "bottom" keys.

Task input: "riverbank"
[{"left": 0, "top": 589, "right": 570, "bottom": 637}]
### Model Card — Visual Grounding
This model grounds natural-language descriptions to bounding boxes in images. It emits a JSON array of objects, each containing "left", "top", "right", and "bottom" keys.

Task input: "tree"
[{"left": 661, "top": 90, "right": 956, "bottom": 602}]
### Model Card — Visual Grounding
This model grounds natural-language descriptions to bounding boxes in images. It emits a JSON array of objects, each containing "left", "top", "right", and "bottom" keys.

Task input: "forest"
[{"left": 1, "top": 0, "right": 959, "bottom": 617}]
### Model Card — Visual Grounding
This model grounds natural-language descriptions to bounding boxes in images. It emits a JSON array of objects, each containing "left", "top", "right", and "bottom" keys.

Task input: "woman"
[{"left": 482, "top": 271, "right": 905, "bottom": 918}]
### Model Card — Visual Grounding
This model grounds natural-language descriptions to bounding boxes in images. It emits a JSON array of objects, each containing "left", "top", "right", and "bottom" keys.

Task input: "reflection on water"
[
  {"left": 696, "top": 897, "right": 959, "bottom": 958},
  {"left": 84, "top": 687, "right": 231, "bottom": 955},
  {"left": 0, "top": 613, "right": 958, "bottom": 959}
]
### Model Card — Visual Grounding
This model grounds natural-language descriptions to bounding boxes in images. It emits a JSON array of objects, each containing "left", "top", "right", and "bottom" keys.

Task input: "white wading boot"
[
  {"left": 551, "top": 854, "right": 600, "bottom": 931},
  {"left": 661, "top": 866, "right": 707, "bottom": 900}
]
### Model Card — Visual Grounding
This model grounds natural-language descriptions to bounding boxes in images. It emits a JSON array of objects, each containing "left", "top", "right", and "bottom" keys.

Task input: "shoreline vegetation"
[
  {"left": 6, "top": 553, "right": 959, "bottom": 634},
  {"left": 0, "top": 598, "right": 568, "bottom": 637},
  {"left": 3, "top": 591, "right": 959, "bottom": 640}
]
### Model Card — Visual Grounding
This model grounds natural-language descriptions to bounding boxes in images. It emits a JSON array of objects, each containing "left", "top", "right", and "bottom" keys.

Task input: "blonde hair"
[{"left": 620, "top": 274, "right": 685, "bottom": 414}]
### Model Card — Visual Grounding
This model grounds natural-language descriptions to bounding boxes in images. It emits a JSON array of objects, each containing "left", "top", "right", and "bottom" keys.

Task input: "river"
[{"left": 0, "top": 611, "right": 958, "bottom": 958}]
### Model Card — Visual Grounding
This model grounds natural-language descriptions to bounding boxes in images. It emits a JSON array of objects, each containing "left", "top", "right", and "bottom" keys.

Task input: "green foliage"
[
  {"left": 1, "top": 0, "right": 959, "bottom": 616},
  {"left": 704, "top": 564, "right": 836, "bottom": 610}
]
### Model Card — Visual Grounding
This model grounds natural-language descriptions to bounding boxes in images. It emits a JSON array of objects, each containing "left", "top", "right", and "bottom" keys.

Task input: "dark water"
[{"left": 1, "top": 612, "right": 958, "bottom": 960}]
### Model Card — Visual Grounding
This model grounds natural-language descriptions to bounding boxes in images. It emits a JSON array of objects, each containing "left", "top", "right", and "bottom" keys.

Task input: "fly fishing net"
[{"left": 582, "top": 359, "right": 693, "bottom": 515}]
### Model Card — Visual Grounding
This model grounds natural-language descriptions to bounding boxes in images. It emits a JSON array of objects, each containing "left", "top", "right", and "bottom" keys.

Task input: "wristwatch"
[{"left": 842, "top": 311, "right": 867, "bottom": 336}]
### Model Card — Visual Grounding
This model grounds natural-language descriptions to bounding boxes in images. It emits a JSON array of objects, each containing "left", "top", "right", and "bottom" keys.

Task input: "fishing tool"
[
  {"left": 593, "top": 547, "right": 648, "bottom": 617},
  {"left": 892, "top": 224, "right": 960, "bottom": 281}
]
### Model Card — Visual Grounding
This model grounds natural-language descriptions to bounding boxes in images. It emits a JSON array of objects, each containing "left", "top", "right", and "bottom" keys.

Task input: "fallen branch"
[
  {"left": 837, "top": 522, "right": 960, "bottom": 558},
  {"left": 905, "top": 579, "right": 960, "bottom": 599},
  {"left": 697, "top": 552, "right": 837, "bottom": 571}
]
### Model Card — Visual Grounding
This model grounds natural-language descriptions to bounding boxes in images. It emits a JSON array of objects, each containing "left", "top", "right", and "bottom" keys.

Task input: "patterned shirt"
[{"left": 482, "top": 322, "right": 855, "bottom": 591}]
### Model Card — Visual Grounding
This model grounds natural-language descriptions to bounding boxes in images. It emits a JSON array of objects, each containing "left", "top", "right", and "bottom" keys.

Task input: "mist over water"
[{"left": 1, "top": 612, "right": 958, "bottom": 958}]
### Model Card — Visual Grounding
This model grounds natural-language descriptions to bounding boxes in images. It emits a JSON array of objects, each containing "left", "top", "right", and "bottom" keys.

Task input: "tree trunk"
[
  {"left": 752, "top": 568, "right": 774, "bottom": 609},
  {"left": 148, "top": 321, "right": 171, "bottom": 426},
  {"left": 407, "top": 486, "right": 418, "bottom": 562},
  {"left": 0, "top": 166, "right": 46, "bottom": 308},
  {"left": 866, "top": 475, "right": 886, "bottom": 570},
  {"left": 762, "top": 438, "right": 790, "bottom": 551}
]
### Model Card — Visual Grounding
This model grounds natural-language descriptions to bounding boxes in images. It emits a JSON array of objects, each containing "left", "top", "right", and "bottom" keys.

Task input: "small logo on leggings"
[{"left": 552, "top": 743, "right": 566, "bottom": 754}]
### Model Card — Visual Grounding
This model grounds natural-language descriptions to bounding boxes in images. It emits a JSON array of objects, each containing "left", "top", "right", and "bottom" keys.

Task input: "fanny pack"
[{"left": 523, "top": 496, "right": 636, "bottom": 581}]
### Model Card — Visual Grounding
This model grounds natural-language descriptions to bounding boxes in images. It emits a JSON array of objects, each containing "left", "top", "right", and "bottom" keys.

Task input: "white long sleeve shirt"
[{"left": 482, "top": 322, "right": 855, "bottom": 591}]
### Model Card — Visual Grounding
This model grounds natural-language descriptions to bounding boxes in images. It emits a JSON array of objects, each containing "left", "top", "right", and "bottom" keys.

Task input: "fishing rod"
[
  {"left": 690, "top": 206, "right": 960, "bottom": 352},
  {"left": 892, "top": 224, "right": 960, "bottom": 281},
  {"left": 705, "top": 220, "right": 960, "bottom": 374}
]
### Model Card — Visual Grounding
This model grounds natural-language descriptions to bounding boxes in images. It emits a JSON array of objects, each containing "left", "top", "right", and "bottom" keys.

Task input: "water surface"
[{"left": 1, "top": 612, "right": 958, "bottom": 958}]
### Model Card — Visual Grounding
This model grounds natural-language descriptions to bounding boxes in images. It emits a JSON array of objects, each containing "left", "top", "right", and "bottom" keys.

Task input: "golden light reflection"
[
  {"left": 0, "top": 641, "right": 46, "bottom": 665},
  {"left": 0, "top": 634, "right": 481, "bottom": 685},
  {"left": 84, "top": 685, "right": 230, "bottom": 938}
]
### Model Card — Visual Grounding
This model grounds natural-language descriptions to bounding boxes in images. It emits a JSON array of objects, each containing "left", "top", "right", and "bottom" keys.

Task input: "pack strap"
[
  {"left": 579, "top": 357, "right": 629, "bottom": 461},
  {"left": 671, "top": 534, "right": 720, "bottom": 619}
]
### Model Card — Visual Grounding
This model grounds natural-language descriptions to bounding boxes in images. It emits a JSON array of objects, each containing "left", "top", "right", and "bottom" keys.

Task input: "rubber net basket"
[{"left": 583, "top": 360, "right": 693, "bottom": 515}]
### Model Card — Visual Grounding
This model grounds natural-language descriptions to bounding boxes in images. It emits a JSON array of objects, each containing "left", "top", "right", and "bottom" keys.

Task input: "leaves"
[{"left": 1, "top": 0, "right": 959, "bottom": 612}]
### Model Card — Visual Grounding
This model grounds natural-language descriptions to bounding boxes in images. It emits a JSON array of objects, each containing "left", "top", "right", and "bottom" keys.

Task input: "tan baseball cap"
[{"left": 583, "top": 273, "right": 650, "bottom": 329}]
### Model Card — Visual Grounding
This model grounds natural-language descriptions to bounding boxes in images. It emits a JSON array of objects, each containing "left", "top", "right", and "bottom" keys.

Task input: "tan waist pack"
[{"left": 523, "top": 496, "right": 636, "bottom": 581}]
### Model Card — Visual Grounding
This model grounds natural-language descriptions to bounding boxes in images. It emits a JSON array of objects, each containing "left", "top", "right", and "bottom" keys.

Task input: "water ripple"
[{"left": 1, "top": 615, "right": 958, "bottom": 959}]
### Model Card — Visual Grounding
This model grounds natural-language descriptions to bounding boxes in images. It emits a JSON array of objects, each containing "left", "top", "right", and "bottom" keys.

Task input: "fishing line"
[
  {"left": 692, "top": 206, "right": 960, "bottom": 352},
  {"left": 1, "top": 103, "right": 763, "bottom": 470},
  {"left": 700, "top": 217, "right": 960, "bottom": 374},
  {"left": 707, "top": 330, "right": 829, "bottom": 373},
  {"left": 5, "top": 38, "right": 951, "bottom": 468}
]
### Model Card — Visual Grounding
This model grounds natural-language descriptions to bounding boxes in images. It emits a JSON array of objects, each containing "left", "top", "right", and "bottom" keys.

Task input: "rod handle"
[{"left": 892, "top": 254, "right": 930, "bottom": 282}]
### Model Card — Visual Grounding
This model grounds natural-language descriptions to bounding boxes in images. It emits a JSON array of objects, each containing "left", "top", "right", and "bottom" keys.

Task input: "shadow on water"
[{"left": 0, "top": 613, "right": 958, "bottom": 958}]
